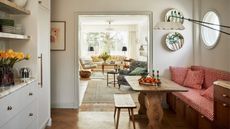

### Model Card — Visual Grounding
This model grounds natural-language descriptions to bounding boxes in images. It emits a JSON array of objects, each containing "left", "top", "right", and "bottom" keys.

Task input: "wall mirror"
[{"left": 201, "top": 11, "right": 220, "bottom": 49}]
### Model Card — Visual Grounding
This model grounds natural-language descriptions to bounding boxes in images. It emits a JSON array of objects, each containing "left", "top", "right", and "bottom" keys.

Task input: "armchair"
[{"left": 117, "top": 60, "right": 147, "bottom": 86}]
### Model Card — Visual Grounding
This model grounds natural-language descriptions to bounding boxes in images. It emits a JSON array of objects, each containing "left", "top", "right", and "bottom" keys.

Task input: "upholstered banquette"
[{"left": 167, "top": 65, "right": 230, "bottom": 129}]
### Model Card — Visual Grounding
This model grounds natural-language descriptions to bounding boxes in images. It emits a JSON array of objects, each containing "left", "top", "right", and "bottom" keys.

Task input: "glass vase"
[{"left": 0, "top": 66, "right": 15, "bottom": 86}]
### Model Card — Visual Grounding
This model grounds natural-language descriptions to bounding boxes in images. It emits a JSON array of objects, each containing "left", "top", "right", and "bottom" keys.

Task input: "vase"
[{"left": 0, "top": 66, "right": 15, "bottom": 86}]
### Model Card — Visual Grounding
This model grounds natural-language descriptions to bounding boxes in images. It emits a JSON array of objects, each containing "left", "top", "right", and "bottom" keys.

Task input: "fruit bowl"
[{"left": 138, "top": 75, "right": 161, "bottom": 86}]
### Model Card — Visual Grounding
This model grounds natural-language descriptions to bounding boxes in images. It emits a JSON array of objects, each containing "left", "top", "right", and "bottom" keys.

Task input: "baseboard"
[
  {"left": 39, "top": 117, "right": 52, "bottom": 129},
  {"left": 51, "top": 102, "right": 78, "bottom": 109}
]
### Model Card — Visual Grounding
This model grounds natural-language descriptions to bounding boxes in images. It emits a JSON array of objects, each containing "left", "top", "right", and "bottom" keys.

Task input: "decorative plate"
[
  {"left": 165, "top": 9, "right": 184, "bottom": 24},
  {"left": 166, "top": 32, "right": 184, "bottom": 51}
]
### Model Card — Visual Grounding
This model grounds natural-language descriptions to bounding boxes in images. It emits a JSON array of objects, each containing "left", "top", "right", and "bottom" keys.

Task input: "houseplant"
[
  {"left": 0, "top": 49, "right": 30, "bottom": 86},
  {"left": 99, "top": 52, "right": 110, "bottom": 63}
]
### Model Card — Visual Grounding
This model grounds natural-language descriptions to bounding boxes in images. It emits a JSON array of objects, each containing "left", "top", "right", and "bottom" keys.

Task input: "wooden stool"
[{"left": 114, "top": 94, "right": 136, "bottom": 129}]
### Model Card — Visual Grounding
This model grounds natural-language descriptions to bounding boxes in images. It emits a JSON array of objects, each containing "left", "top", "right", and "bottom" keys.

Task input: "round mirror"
[{"left": 201, "top": 11, "right": 220, "bottom": 49}]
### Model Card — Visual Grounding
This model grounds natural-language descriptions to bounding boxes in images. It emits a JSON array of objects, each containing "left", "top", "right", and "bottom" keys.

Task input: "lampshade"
[
  {"left": 154, "top": 22, "right": 185, "bottom": 30},
  {"left": 122, "top": 46, "right": 127, "bottom": 51},
  {"left": 88, "top": 46, "right": 94, "bottom": 51}
]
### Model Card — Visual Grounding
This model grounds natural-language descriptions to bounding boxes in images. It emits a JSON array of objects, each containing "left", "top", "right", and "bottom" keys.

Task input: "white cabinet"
[
  {"left": 37, "top": 0, "right": 51, "bottom": 128},
  {"left": 0, "top": 81, "right": 37, "bottom": 129},
  {"left": 38, "top": 0, "right": 50, "bottom": 10}
]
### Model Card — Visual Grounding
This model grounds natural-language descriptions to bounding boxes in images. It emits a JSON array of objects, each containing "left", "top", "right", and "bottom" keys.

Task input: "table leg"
[
  {"left": 102, "top": 65, "right": 104, "bottom": 74},
  {"left": 145, "top": 93, "right": 163, "bottom": 129},
  {"left": 107, "top": 73, "right": 108, "bottom": 86},
  {"left": 138, "top": 92, "right": 147, "bottom": 115},
  {"left": 113, "top": 73, "right": 115, "bottom": 87}
]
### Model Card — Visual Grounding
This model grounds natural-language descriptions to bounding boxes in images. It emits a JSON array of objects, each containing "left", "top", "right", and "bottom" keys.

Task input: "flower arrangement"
[
  {"left": 0, "top": 49, "right": 30, "bottom": 67},
  {"left": 0, "top": 49, "right": 30, "bottom": 86},
  {"left": 99, "top": 52, "right": 110, "bottom": 62}
]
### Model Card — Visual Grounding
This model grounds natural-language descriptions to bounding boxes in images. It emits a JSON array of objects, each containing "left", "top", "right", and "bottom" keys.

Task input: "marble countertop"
[
  {"left": 214, "top": 80, "right": 230, "bottom": 89},
  {"left": 0, "top": 78, "right": 36, "bottom": 99}
]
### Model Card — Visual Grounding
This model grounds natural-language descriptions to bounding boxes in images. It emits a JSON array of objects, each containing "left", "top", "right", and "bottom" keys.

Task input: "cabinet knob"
[
  {"left": 222, "top": 94, "right": 228, "bottom": 98},
  {"left": 7, "top": 106, "right": 13, "bottom": 111},
  {"left": 222, "top": 103, "right": 228, "bottom": 107},
  {"left": 200, "top": 115, "right": 204, "bottom": 118},
  {"left": 29, "top": 93, "right": 33, "bottom": 96},
  {"left": 29, "top": 113, "right": 33, "bottom": 116}
]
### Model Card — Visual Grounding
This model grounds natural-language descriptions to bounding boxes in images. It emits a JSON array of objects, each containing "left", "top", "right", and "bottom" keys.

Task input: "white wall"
[
  {"left": 194, "top": 0, "right": 230, "bottom": 72},
  {"left": 51, "top": 0, "right": 194, "bottom": 108}
]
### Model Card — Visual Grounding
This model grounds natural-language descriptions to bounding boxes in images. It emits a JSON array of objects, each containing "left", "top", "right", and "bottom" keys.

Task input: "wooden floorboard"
[{"left": 46, "top": 108, "right": 193, "bottom": 129}]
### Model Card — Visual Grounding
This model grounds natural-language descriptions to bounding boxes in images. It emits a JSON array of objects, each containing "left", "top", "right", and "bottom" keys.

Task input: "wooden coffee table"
[
  {"left": 125, "top": 76, "right": 188, "bottom": 129},
  {"left": 102, "top": 63, "right": 118, "bottom": 74}
]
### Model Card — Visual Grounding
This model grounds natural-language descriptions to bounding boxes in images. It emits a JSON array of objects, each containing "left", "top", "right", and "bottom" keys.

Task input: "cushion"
[
  {"left": 129, "top": 67, "right": 146, "bottom": 75},
  {"left": 183, "top": 70, "right": 204, "bottom": 89},
  {"left": 191, "top": 66, "right": 230, "bottom": 89},
  {"left": 91, "top": 56, "right": 102, "bottom": 62},
  {"left": 169, "top": 66, "right": 189, "bottom": 85},
  {"left": 173, "top": 88, "right": 214, "bottom": 121},
  {"left": 201, "top": 85, "right": 214, "bottom": 101}
]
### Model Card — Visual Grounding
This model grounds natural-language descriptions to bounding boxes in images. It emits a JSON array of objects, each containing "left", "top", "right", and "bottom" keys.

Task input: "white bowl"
[{"left": 10, "top": 0, "right": 28, "bottom": 8}]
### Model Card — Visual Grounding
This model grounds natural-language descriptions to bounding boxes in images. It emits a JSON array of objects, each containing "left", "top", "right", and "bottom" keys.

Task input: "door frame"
[{"left": 74, "top": 11, "right": 153, "bottom": 108}]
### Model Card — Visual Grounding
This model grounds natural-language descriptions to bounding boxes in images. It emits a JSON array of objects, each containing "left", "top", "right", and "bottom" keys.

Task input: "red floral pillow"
[
  {"left": 169, "top": 66, "right": 189, "bottom": 85},
  {"left": 201, "top": 85, "right": 214, "bottom": 101},
  {"left": 183, "top": 70, "right": 204, "bottom": 89}
]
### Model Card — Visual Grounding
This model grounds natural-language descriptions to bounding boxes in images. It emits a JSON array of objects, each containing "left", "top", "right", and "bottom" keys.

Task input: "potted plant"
[
  {"left": 99, "top": 52, "right": 110, "bottom": 63},
  {"left": 0, "top": 49, "right": 30, "bottom": 86}
]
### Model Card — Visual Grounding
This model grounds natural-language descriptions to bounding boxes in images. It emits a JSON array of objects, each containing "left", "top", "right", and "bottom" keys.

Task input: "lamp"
[
  {"left": 139, "top": 45, "right": 145, "bottom": 56},
  {"left": 88, "top": 46, "right": 94, "bottom": 51},
  {"left": 154, "top": 16, "right": 230, "bottom": 35},
  {"left": 122, "top": 46, "right": 127, "bottom": 56}
]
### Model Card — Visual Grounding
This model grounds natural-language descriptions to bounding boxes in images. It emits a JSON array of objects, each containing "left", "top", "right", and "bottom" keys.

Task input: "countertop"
[
  {"left": 0, "top": 78, "right": 36, "bottom": 99},
  {"left": 214, "top": 80, "right": 230, "bottom": 89}
]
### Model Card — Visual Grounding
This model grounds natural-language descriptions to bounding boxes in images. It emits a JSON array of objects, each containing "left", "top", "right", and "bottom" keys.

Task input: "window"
[
  {"left": 83, "top": 31, "right": 128, "bottom": 55},
  {"left": 201, "top": 11, "right": 220, "bottom": 49}
]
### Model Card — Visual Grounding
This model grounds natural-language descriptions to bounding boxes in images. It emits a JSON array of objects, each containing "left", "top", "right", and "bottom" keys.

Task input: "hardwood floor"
[
  {"left": 47, "top": 79, "right": 193, "bottom": 129},
  {"left": 46, "top": 108, "right": 193, "bottom": 129}
]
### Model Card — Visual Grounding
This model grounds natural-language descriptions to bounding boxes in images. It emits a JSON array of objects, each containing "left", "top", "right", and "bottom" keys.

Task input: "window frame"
[{"left": 201, "top": 10, "right": 221, "bottom": 49}]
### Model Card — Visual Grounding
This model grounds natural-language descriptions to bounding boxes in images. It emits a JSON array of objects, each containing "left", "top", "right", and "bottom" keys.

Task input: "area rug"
[
  {"left": 82, "top": 80, "right": 139, "bottom": 103},
  {"left": 90, "top": 72, "right": 105, "bottom": 79}
]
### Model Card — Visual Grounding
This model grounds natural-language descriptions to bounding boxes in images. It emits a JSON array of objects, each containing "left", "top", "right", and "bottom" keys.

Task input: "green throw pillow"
[{"left": 130, "top": 67, "right": 146, "bottom": 75}]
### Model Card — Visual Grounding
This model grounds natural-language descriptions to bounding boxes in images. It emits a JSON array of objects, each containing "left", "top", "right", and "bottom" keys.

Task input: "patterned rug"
[
  {"left": 82, "top": 79, "right": 139, "bottom": 103},
  {"left": 90, "top": 72, "right": 105, "bottom": 79}
]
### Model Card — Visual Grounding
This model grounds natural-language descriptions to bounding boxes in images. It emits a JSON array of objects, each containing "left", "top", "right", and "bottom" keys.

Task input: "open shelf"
[
  {"left": 0, "top": 32, "right": 30, "bottom": 39},
  {"left": 0, "top": 0, "right": 30, "bottom": 15}
]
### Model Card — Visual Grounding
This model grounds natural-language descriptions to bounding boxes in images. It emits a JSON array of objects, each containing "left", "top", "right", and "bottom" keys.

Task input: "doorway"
[{"left": 75, "top": 12, "right": 153, "bottom": 108}]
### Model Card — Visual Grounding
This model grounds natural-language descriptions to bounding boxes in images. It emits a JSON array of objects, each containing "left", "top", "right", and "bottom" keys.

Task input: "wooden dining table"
[{"left": 125, "top": 76, "right": 188, "bottom": 129}]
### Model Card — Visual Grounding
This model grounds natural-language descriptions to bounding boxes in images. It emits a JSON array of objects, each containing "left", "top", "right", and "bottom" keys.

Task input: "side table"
[{"left": 107, "top": 71, "right": 119, "bottom": 88}]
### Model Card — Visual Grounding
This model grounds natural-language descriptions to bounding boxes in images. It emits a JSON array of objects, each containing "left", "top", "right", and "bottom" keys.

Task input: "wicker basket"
[{"left": 80, "top": 70, "right": 91, "bottom": 78}]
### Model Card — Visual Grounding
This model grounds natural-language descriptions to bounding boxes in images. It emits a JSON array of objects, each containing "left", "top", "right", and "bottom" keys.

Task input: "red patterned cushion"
[
  {"left": 173, "top": 88, "right": 214, "bottom": 121},
  {"left": 183, "top": 70, "right": 204, "bottom": 89},
  {"left": 169, "top": 66, "right": 189, "bottom": 85},
  {"left": 201, "top": 85, "right": 214, "bottom": 101},
  {"left": 191, "top": 66, "right": 230, "bottom": 89}
]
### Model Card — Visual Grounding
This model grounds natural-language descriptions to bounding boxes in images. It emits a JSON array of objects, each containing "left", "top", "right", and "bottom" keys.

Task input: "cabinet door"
[
  {"left": 214, "top": 101, "right": 230, "bottom": 129},
  {"left": 37, "top": 1, "right": 51, "bottom": 128},
  {"left": 38, "top": 0, "right": 50, "bottom": 10}
]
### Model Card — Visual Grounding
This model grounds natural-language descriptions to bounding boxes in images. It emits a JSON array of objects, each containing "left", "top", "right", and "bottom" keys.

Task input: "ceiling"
[{"left": 79, "top": 15, "right": 148, "bottom": 25}]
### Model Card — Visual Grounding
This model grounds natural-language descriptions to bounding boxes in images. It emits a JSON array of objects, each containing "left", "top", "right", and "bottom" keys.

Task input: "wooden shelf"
[
  {"left": 0, "top": 32, "right": 30, "bottom": 39},
  {"left": 0, "top": 0, "right": 30, "bottom": 15}
]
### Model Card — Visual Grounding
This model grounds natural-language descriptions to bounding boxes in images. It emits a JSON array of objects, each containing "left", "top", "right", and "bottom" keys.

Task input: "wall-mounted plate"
[
  {"left": 165, "top": 32, "right": 184, "bottom": 51},
  {"left": 165, "top": 9, "right": 184, "bottom": 24}
]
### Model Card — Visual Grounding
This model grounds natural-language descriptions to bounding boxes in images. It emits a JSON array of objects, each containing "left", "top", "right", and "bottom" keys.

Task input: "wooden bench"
[{"left": 114, "top": 94, "right": 137, "bottom": 129}]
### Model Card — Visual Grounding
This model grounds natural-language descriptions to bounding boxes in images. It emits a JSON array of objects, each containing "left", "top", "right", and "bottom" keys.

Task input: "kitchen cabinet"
[
  {"left": 5, "top": 0, "right": 51, "bottom": 129},
  {"left": 214, "top": 81, "right": 230, "bottom": 129},
  {"left": 0, "top": 81, "right": 37, "bottom": 129}
]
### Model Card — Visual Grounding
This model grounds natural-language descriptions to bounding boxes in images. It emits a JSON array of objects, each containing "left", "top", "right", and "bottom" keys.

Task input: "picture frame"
[{"left": 51, "top": 21, "right": 66, "bottom": 51}]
